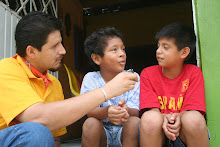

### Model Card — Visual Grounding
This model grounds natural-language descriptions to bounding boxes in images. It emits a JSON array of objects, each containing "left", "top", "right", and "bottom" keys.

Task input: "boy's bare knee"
[
  {"left": 181, "top": 111, "right": 207, "bottom": 134},
  {"left": 126, "top": 116, "right": 140, "bottom": 126},
  {"left": 141, "top": 111, "right": 163, "bottom": 134},
  {"left": 82, "top": 117, "right": 102, "bottom": 133},
  {"left": 123, "top": 116, "right": 140, "bottom": 133}
]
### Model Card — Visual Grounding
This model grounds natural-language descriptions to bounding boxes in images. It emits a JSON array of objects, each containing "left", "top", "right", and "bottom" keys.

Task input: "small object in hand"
[{"left": 127, "top": 69, "right": 134, "bottom": 73}]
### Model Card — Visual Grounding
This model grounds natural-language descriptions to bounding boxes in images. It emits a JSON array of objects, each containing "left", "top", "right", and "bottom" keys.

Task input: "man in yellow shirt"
[{"left": 0, "top": 11, "right": 138, "bottom": 146}]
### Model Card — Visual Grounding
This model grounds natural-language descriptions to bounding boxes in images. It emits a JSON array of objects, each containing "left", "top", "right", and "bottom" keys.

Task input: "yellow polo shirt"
[{"left": 0, "top": 56, "right": 66, "bottom": 137}]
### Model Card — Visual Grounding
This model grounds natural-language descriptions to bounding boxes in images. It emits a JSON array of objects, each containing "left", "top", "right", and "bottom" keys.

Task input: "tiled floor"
[{"left": 61, "top": 138, "right": 81, "bottom": 147}]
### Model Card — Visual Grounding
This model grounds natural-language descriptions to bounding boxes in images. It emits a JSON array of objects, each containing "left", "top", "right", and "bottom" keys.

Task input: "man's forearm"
[
  {"left": 16, "top": 72, "right": 138, "bottom": 131},
  {"left": 17, "top": 88, "right": 107, "bottom": 131}
]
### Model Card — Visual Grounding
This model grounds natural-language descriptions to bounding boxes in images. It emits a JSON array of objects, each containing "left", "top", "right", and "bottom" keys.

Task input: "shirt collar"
[{"left": 13, "top": 54, "right": 53, "bottom": 90}]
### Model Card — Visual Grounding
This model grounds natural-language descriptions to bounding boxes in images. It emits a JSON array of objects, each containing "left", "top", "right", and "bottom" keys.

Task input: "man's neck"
[{"left": 24, "top": 56, "right": 45, "bottom": 74}]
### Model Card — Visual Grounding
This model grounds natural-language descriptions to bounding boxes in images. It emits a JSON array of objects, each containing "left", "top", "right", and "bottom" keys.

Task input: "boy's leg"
[
  {"left": 140, "top": 110, "right": 164, "bottom": 147},
  {"left": 121, "top": 116, "right": 140, "bottom": 147},
  {"left": 179, "top": 110, "right": 209, "bottom": 147},
  {"left": 0, "top": 122, "right": 55, "bottom": 147},
  {"left": 81, "top": 117, "right": 107, "bottom": 147}
]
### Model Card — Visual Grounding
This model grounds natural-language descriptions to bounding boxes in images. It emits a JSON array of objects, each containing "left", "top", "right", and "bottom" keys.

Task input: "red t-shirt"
[{"left": 140, "top": 64, "right": 206, "bottom": 115}]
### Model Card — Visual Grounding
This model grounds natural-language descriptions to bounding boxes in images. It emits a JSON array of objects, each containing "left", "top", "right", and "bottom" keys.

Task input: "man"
[{"left": 0, "top": 11, "right": 138, "bottom": 146}]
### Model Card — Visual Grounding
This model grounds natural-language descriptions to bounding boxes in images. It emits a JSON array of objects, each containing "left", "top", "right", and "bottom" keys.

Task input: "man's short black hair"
[
  {"left": 155, "top": 23, "right": 196, "bottom": 61},
  {"left": 15, "top": 11, "right": 63, "bottom": 57},
  {"left": 84, "top": 27, "right": 123, "bottom": 70}
]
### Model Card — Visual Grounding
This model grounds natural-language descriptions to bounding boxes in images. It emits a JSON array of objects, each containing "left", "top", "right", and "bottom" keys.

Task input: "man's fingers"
[{"left": 125, "top": 72, "right": 138, "bottom": 82}]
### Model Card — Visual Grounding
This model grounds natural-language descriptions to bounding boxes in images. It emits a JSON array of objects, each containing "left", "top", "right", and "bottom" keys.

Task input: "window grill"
[
  {"left": 0, "top": 0, "right": 59, "bottom": 78},
  {"left": 1, "top": 0, "right": 57, "bottom": 17}
]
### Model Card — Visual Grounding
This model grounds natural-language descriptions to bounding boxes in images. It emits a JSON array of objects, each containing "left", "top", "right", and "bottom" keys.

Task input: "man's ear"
[
  {"left": 181, "top": 47, "right": 190, "bottom": 59},
  {"left": 26, "top": 45, "right": 37, "bottom": 59},
  {"left": 91, "top": 53, "right": 102, "bottom": 65}
]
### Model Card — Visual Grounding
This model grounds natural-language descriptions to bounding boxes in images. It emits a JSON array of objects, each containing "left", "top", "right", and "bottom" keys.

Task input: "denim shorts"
[{"left": 103, "top": 122, "right": 123, "bottom": 147}]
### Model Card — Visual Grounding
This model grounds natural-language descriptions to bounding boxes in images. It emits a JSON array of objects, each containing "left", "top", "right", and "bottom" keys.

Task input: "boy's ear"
[
  {"left": 91, "top": 53, "right": 102, "bottom": 65},
  {"left": 26, "top": 45, "right": 38, "bottom": 59},
  {"left": 181, "top": 47, "right": 190, "bottom": 59}
]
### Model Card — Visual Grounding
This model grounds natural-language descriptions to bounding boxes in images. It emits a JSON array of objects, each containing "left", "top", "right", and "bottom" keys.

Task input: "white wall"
[{"left": 0, "top": 2, "right": 20, "bottom": 60}]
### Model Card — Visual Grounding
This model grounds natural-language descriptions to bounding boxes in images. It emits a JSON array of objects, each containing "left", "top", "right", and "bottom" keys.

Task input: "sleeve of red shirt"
[
  {"left": 180, "top": 66, "right": 206, "bottom": 115},
  {"left": 140, "top": 67, "right": 160, "bottom": 111}
]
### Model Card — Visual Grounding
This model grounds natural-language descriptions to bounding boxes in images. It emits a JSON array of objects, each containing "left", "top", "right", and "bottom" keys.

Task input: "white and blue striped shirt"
[{"left": 80, "top": 70, "right": 140, "bottom": 122}]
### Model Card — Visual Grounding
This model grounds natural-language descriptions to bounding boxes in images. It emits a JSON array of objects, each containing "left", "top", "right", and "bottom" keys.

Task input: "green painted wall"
[{"left": 194, "top": 0, "right": 220, "bottom": 146}]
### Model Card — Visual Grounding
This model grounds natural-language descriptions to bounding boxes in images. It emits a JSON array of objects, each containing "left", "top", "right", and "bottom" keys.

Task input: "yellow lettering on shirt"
[
  {"left": 168, "top": 97, "right": 176, "bottom": 111},
  {"left": 158, "top": 96, "right": 164, "bottom": 109},
  {"left": 158, "top": 95, "right": 183, "bottom": 112},
  {"left": 158, "top": 96, "right": 168, "bottom": 110},
  {"left": 177, "top": 96, "right": 183, "bottom": 110},
  {"left": 163, "top": 96, "right": 167, "bottom": 110}
]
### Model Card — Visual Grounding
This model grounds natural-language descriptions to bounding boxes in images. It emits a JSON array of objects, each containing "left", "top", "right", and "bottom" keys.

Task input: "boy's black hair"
[
  {"left": 15, "top": 11, "right": 63, "bottom": 57},
  {"left": 155, "top": 23, "right": 196, "bottom": 61},
  {"left": 84, "top": 27, "right": 123, "bottom": 70}
]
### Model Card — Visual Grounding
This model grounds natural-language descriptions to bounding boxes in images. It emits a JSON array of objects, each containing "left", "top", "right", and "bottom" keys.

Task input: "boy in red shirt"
[{"left": 140, "top": 23, "right": 209, "bottom": 147}]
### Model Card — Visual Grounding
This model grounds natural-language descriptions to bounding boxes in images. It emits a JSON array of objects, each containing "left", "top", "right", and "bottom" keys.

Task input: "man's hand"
[
  {"left": 103, "top": 72, "right": 138, "bottom": 100},
  {"left": 162, "top": 113, "right": 181, "bottom": 141},
  {"left": 108, "top": 105, "right": 128, "bottom": 125}
]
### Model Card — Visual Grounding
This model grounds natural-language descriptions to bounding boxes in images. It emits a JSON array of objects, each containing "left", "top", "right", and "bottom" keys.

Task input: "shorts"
[
  {"left": 139, "top": 124, "right": 210, "bottom": 147},
  {"left": 165, "top": 127, "right": 211, "bottom": 147},
  {"left": 103, "top": 122, "right": 123, "bottom": 147},
  {"left": 165, "top": 137, "right": 185, "bottom": 147}
]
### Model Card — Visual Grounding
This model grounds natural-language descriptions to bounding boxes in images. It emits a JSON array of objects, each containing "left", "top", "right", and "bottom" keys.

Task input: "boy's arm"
[
  {"left": 180, "top": 66, "right": 206, "bottom": 114},
  {"left": 87, "top": 106, "right": 109, "bottom": 120},
  {"left": 128, "top": 108, "right": 139, "bottom": 117},
  {"left": 54, "top": 137, "right": 60, "bottom": 147},
  {"left": 118, "top": 100, "right": 139, "bottom": 117}
]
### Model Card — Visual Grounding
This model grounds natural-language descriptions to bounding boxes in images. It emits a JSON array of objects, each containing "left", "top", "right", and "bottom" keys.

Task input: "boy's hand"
[
  {"left": 120, "top": 111, "right": 129, "bottom": 123},
  {"left": 118, "top": 100, "right": 130, "bottom": 123},
  {"left": 108, "top": 105, "right": 127, "bottom": 125},
  {"left": 118, "top": 100, "right": 129, "bottom": 112},
  {"left": 167, "top": 113, "right": 181, "bottom": 137},
  {"left": 163, "top": 113, "right": 181, "bottom": 141},
  {"left": 103, "top": 72, "right": 138, "bottom": 99},
  {"left": 163, "top": 115, "right": 176, "bottom": 141}
]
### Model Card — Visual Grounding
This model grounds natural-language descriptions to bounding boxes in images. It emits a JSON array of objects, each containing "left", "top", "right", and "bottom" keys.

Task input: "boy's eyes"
[
  {"left": 112, "top": 48, "right": 117, "bottom": 51},
  {"left": 110, "top": 47, "right": 126, "bottom": 52},
  {"left": 111, "top": 48, "right": 125, "bottom": 51},
  {"left": 164, "top": 46, "right": 169, "bottom": 49},
  {"left": 158, "top": 44, "right": 169, "bottom": 50}
]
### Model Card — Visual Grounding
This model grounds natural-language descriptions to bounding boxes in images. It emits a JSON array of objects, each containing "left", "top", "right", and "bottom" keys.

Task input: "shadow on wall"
[{"left": 125, "top": 45, "right": 158, "bottom": 74}]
